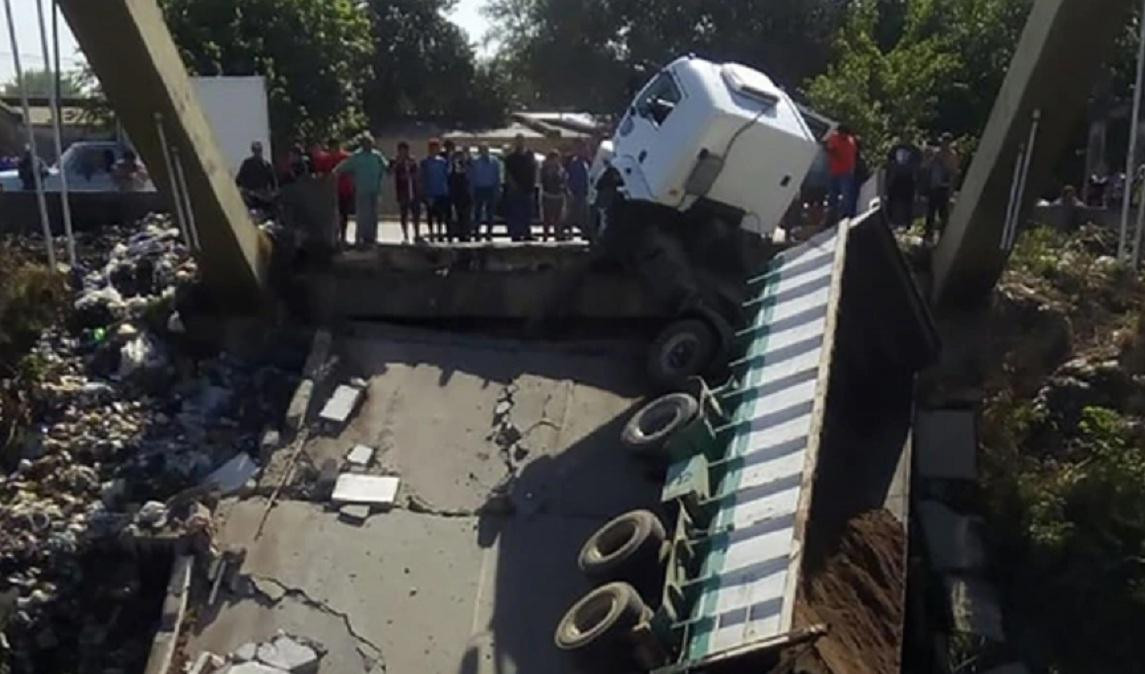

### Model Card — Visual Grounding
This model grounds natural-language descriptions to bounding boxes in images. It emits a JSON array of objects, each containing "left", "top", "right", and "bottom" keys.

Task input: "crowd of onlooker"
[
  {"left": 811, "top": 125, "right": 962, "bottom": 242},
  {"left": 235, "top": 132, "right": 595, "bottom": 249}
]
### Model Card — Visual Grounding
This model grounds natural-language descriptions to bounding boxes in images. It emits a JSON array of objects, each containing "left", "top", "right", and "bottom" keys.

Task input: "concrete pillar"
[
  {"left": 932, "top": 0, "right": 1134, "bottom": 305},
  {"left": 57, "top": 0, "right": 269, "bottom": 307}
]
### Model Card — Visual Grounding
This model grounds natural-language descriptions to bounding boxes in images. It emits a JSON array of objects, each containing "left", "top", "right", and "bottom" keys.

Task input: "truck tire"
[
  {"left": 647, "top": 319, "right": 716, "bottom": 390},
  {"left": 622, "top": 393, "right": 699, "bottom": 452},
  {"left": 578, "top": 510, "right": 667, "bottom": 582},
  {"left": 554, "top": 582, "right": 647, "bottom": 661}
]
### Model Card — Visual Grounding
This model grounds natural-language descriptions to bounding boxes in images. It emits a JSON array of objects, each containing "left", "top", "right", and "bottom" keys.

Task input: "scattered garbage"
[
  {"left": 0, "top": 214, "right": 303, "bottom": 672},
  {"left": 203, "top": 453, "right": 261, "bottom": 495}
]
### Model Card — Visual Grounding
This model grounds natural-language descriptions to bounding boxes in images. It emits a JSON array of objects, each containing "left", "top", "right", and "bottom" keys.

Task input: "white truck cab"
[{"left": 601, "top": 56, "right": 819, "bottom": 238}]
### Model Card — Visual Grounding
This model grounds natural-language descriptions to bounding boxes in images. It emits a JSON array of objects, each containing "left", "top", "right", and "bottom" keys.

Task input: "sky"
[
  {"left": 0, "top": 0, "right": 494, "bottom": 85},
  {"left": 0, "top": 1, "right": 83, "bottom": 84}
]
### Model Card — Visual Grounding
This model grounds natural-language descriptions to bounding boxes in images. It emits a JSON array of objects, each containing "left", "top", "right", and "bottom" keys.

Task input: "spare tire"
[
  {"left": 647, "top": 319, "right": 717, "bottom": 390},
  {"left": 578, "top": 510, "right": 667, "bottom": 582},
  {"left": 554, "top": 582, "right": 647, "bottom": 661},
  {"left": 622, "top": 393, "right": 700, "bottom": 452}
]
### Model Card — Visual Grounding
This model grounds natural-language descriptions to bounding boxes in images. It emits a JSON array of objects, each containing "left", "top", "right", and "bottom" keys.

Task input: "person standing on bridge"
[
  {"left": 236, "top": 141, "right": 277, "bottom": 211},
  {"left": 471, "top": 144, "right": 501, "bottom": 241},
  {"left": 824, "top": 124, "right": 858, "bottom": 222},
  {"left": 421, "top": 139, "right": 451, "bottom": 243},
  {"left": 505, "top": 134, "right": 537, "bottom": 242},
  {"left": 565, "top": 140, "right": 592, "bottom": 240},
  {"left": 540, "top": 151, "right": 567, "bottom": 241},
  {"left": 885, "top": 137, "right": 921, "bottom": 229},
  {"left": 392, "top": 141, "right": 422, "bottom": 244},
  {"left": 925, "top": 132, "right": 960, "bottom": 242},
  {"left": 313, "top": 139, "right": 354, "bottom": 245},
  {"left": 335, "top": 134, "right": 388, "bottom": 249}
]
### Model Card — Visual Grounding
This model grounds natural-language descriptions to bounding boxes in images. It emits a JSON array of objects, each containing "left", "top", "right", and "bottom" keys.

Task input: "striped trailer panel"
[{"left": 685, "top": 223, "right": 848, "bottom": 662}]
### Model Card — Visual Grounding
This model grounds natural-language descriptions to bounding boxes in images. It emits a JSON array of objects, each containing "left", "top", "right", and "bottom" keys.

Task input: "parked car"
[{"left": 0, "top": 141, "right": 156, "bottom": 192}]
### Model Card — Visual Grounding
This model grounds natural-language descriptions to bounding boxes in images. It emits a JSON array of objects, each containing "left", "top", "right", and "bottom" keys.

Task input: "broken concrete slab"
[
  {"left": 981, "top": 664, "right": 1030, "bottom": 674},
  {"left": 233, "top": 641, "right": 258, "bottom": 662},
  {"left": 256, "top": 634, "right": 320, "bottom": 674},
  {"left": 188, "top": 651, "right": 224, "bottom": 674},
  {"left": 945, "top": 575, "right": 1005, "bottom": 642},
  {"left": 204, "top": 453, "right": 260, "bottom": 495},
  {"left": 250, "top": 576, "right": 287, "bottom": 603},
  {"left": 319, "top": 385, "right": 364, "bottom": 425},
  {"left": 918, "top": 500, "right": 986, "bottom": 571},
  {"left": 345, "top": 444, "right": 374, "bottom": 469},
  {"left": 285, "top": 379, "right": 314, "bottom": 433},
  {"left": 915, "top": 409, "right": 978, "bottom": 480},
  {"left": 302, "top": 329, "right": 333, "bottom": 380},
  {"left": 331, "top": 474, "right": 399, "bottom": 507},
  {"left": 338, "top": 504, "right": 371, "bottom": 525},
  {"left": 226, "top": 662, "right": 289, "bottom": 674}
]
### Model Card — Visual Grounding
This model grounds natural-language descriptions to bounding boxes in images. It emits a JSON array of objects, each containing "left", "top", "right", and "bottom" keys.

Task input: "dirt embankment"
[{"left": 794, "top": 509, "right": 906, "bottom": 674}]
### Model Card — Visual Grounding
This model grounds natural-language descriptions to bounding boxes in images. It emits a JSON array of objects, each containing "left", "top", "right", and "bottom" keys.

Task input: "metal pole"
[
  {"left": 1001, "top": 145, "right": 1025, "bottom": 250},
  {"left": 172, "top": 149, "right": 201, "bottom": 250},
  {"left": 155, "top": 114, "right": 191, "bottom": 246},
  {"left": 1120, "top": 0, "right": 1145, "bottom": 261},
  {"left": 3, "top": 0, "right": 55, "bottom": 268},
  {"left": 1007, "top": 110, "right": 1042, "bottom": 251},
  {"left": 38, "top": 0, "right": 75, "bottom": 267},
  {"left": 1133, "top": 185, "right": 1145, "bottom": 267}
]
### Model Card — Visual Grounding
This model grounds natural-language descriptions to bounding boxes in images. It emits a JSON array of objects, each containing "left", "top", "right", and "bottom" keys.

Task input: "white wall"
[{"left": 191, "top": 76, "right": 271, "bottom": 176}]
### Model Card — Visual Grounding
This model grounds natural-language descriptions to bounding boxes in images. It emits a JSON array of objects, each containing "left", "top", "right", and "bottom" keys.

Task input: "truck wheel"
[
  {"left": 647, "top": 319, "right": 716, "bottom": 390},
  {"left": 578, "top": 510, "right": 667, "bottom": 582},
  {"left": 554, "top": 582, "right": 647, "bottom": 661},
  {"left": 622, "top": 393, "right": 699, "bottom": 452}
]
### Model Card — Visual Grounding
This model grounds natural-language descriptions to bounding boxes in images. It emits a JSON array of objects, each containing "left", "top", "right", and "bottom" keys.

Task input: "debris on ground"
[
  {"left": 344, "top": 444, "right": 374, "bottom": 470},
  {"left": 319, "top": 383, "right": 365, "bottom": 426},
  {"left": 794, "top": 509, "right": 905, "bottom": 674},
  {"left": 0, "top": 214, "right": 304, "bottom": 672},
  {"left": 184, "top": 630, "right": 324, "bottom": 674},
  {"left": 330, "top": 474, "right": 400, "bottom": 508}
]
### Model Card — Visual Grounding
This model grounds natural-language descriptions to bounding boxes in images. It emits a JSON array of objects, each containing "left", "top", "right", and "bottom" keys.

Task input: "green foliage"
[
  {"left": 487, "top": 0, "right": 848, "bottom": 111},
  {"left": 367, "top": 0, "right": 512, "bottom": 127},
  {"left": 805, "top": 0, "right": 1031, "bottom": 157},
  {"left": 0, "top": 247, "right": 67, "bottom": 359},
  {"left": 160, "top": 0, "right": 374, "bottom": 147},
  {"left": 1, "top": 68, "right": 85, "bottom": 98}
]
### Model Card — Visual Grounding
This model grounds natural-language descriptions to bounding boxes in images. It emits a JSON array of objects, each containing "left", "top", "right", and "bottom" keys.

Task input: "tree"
[
  {"left": 366, "top": 0, "right": 511, "bottom": 127},
  {"left": 805, "top": 0, "right": 1031, "bottom": 157},
  {"left": 159, "top": 0, "right": 373, "bottom": 148},
  {"left": 487, "top": 0, "right": 849, "bottom": 112},
  {"left": 2, "top": 68, "right": 85, "bottom": 98}
]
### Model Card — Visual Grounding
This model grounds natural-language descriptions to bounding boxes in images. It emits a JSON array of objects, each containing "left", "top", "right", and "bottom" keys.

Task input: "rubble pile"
[
  {"left": 0, "top": 214, "right": 302, "bottom": 672},
  {"left": 190, "top": 630, "right": 325, "bottom": 674}
]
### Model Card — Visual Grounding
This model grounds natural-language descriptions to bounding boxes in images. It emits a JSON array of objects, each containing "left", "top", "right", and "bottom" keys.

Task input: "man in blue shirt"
[
  {"left": 471, "top": 144, "right": 501, "bottom": 241},
  {"left": 420, "top": 138, "right": 450, "bottom": 242},
  {"left": 566, "top": 140, "right": 592, "bottom": 240}
]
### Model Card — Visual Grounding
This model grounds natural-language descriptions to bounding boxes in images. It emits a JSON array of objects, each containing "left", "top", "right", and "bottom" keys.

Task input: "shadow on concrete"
[{"left": 463, "top": 404, "right": 664, "bottom": 674}]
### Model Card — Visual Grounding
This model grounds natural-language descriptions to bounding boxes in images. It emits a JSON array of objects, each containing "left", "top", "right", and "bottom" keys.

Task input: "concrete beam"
[
  {"left": 58, "top": 0, "right": 269, "bottom": 307},
  {"left": 932, "top": 0, "right": 1133, "bottom": 305}
]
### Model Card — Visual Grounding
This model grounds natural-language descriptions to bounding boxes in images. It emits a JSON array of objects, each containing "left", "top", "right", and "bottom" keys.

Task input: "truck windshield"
[{"left": 635, "top": 72, "right": 682, "bottom": 126}]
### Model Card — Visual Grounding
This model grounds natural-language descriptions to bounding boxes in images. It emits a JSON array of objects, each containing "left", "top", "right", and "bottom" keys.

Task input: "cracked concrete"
[
  {"left": 247, "top": 574, "right": 384, "bottom": 672},
  {"left": 187, "top": 325, "right": 661, "bottom": 673}
]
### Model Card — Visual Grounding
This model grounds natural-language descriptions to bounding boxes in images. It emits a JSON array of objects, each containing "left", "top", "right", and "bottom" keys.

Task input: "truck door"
[{"left": 614, "top": 70, "right": 686, "bottom": 204}]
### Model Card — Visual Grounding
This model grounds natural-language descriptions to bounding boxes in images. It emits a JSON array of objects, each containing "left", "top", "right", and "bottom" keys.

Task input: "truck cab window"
[{"left": 635, "top": 72, "right": 682, "bottom": 126}]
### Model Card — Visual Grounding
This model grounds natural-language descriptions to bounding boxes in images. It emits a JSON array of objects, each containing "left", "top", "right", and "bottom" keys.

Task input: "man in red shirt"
[
  {"left": 313, "top": 138, "right": 354, "bottom": 245},
  {"left": 825, "top": 124, "right": 858, "bottom": 221}
]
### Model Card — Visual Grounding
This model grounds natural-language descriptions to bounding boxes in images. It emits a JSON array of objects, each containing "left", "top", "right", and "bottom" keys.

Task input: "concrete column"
[
  {"left": 932, "top": 0, "right": 1134, "bottom": 305},
  {"left": 57, "top": 0, "right": 269, "bottom": 307}
]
